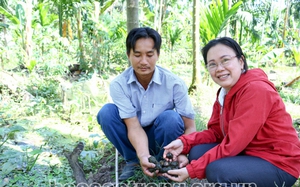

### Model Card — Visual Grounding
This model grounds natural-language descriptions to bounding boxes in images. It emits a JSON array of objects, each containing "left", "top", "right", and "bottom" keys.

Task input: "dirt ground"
[
  {"left": 74, "top": 119, "right": 300, "bottom": 186},
  {"left": 93, "top": 121, "right": 300, "bottom": 186},
  {"left": 93, "top": 147, "right": 210, "bottom": 187}
]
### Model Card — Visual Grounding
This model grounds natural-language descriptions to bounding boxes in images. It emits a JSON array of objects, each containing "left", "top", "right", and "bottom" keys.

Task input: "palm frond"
[{"left": 199, "top": 0, "right": 242, "bottom": 43}]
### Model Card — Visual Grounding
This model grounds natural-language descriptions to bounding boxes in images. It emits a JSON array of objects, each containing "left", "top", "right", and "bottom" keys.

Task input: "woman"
[{"left": 162, "top": 37, "right": 300, "bottom": 186}]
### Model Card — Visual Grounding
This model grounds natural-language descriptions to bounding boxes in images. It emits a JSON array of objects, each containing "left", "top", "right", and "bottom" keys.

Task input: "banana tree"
[
  {"left": 0, "top": 1, "right": 59, "bottom": 71},
  {"left": 0, "top": 7, "right": 18, "bottom": 24},
  {"left": 0, "top": 3, "right": 30, "bottom": 69}
]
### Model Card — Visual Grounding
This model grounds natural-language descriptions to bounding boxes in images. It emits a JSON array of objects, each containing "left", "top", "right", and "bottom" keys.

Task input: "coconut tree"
[{"left": 199, "top": 0, "right": 243, "bottom": 44}]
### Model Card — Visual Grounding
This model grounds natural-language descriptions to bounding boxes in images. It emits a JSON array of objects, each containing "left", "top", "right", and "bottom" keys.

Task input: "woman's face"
[{"left": 206, "top": 44, "right": 244, "bottom": 92}]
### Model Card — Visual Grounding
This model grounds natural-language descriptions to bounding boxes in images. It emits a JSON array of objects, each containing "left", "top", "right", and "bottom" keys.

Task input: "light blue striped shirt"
[{"left": 110, "top": 65, "right": 195, "bottom": 127}]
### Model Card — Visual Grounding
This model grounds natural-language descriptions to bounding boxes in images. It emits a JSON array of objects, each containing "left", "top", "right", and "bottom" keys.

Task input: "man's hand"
[
  {"left": 124, "top": 117, "right": 156, "bottom": 176},
  {"left": 139, "top": 155, "right": 157, "bottom": 177},
  {"left": 163, "top": 139, "right": 184, "bottom": 161},
  {"left": 162, "top": 167, "right": 189, "bottom": 182}
]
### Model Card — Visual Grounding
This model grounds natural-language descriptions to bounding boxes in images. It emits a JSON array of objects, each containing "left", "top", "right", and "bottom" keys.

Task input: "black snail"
[{"left": 148, "top": 152, "right": 179, "bottom": 173}]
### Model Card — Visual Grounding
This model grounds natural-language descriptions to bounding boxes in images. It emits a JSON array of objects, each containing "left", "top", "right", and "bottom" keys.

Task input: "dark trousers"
[
  {"left": 188, "top": 143, "right": 297, "bottom": 187},
  {"left": 97, "top": 103, "right": 184, "bottom": 164}
]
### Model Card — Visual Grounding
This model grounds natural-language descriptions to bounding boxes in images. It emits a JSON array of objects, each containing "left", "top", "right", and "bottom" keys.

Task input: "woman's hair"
[
  {"left": 201, "top": 37, "right": 248, "bottom": 71},
  {"left": 126, "top": 27, "right": 162, "bottom": 56}
]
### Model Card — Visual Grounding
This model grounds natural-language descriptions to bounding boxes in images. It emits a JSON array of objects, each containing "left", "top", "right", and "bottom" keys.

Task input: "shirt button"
[{"left": 143, "top": 111, "right": 145, "bottom": 113}]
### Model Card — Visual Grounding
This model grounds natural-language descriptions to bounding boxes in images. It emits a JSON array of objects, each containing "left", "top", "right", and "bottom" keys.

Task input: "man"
[{"left": 97, "top": 27, "right": 196, "bottom": 181}]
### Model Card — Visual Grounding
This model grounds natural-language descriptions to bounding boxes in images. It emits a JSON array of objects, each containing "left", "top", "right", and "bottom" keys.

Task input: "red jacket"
[{"left": 179, "top": 68, "right": 300, "bottom": 179}]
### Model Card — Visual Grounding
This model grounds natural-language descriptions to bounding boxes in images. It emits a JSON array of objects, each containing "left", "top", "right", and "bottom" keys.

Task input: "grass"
[{"left": 0, "top": 63, "right": 299, "bottom": 186}]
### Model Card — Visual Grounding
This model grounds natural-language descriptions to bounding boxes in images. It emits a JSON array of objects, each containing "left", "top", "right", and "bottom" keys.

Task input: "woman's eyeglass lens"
[{"left": 207, "top": 56, "right": 237, "bottom": 71}]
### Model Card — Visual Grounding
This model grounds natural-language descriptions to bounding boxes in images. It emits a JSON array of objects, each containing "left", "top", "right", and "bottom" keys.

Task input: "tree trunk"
[
  {"left": 282, "top": 0, "right": 290, "bottom": 47},
  {"left": 58, "top": 2, "right": 63, "bottom": 37},
  {"left": 65, "top": 142, "right": 88, "bottom": 184},
  {"left": 126, "top": 0, "right": 139, "bottom": 66},
  {"left": 189, "top": 0, "right": 201, "bottom": 94},
  {"left": 92, "top": 2, "right": 100, "bottom": 69},
  {"left": 153, "top": 0, "right": 163, "bottom": 33},
  {"left": 126, "top": 0, "right": 139, "bottom": 33},
  {"left": 284, "top": 76, "right": 300, "bottom": 87},
  {"left": 77, "top": 7, "right": 85, "bottom": 69},
  {"left": 65, "top": 142, "right": 117, "bottom": 186}
]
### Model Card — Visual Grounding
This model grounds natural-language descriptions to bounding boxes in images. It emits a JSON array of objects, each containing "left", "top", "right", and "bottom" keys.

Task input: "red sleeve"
[{"left": 179, "top": 101, "right": 224, "bottom": 154}]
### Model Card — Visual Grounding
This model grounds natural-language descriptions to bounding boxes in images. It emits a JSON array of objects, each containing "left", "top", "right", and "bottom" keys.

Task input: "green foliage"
[
  {"left": 168, "top": 27, "right": 183, "bottom": 51},
  {"left": 199, "top": 0, "right": 242, "bottom": 44},
  {"left": 0, "top": 6, "right": 20, "bottom": 25},
  {"left": 36, "top": 2, "right": 58, "bottom": 27},
  {"left": 0, "top": 125, "right": 26, "bottom": 149},
  {"left": 0, "top": 0, "right": 300, "bottom": 185},
  {"left": 26, "top": 59, "right": 36, "bottom": 73},
  {"left": 259, "top": 48, "right": 285, "bottom": 66},
  {"left": 280, "top": 87, "right": 300, "bottom": 105},
  {"left": 15, "top": 3, "right": 25, "bottom": 25},
  {"left": 291, "top": 45, "right": 300, "bottom": 66},
  {"left": 26, "top": 77, "right": 60, "bottom": 101},
  {"left": 100, "top": 0, "right": 117, "bottom": 14},
  {"left": 0, "top": 0, "right": 8, "bottom": 9},
  {"left": 24, "top": 145, "right": 44, "bottom": 172}
]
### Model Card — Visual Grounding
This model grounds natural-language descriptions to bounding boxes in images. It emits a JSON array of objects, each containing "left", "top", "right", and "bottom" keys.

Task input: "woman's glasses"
[{"left": 206, "top": 55, "right": 237, "bottom": 71}]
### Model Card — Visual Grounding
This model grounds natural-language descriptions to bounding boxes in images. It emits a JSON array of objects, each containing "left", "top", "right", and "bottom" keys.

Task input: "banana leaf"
[{"left": 0, "top": 6, "right": 20, "bottom": 25}]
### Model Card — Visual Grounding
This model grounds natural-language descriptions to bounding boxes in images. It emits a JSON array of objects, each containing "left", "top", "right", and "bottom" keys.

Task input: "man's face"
[{"left": 128, "top": 38, "right": 159, "bottom": 78}]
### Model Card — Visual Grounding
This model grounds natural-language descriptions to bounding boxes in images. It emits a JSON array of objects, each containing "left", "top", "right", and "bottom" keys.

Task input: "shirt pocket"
[{"left": 152, "top": 101, "right": 174, "bottom": 111}]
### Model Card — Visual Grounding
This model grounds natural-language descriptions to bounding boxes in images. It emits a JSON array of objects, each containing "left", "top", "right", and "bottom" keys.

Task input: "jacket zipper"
[{"left": 220, "top": 105, "right": 225, "bottom": 136}]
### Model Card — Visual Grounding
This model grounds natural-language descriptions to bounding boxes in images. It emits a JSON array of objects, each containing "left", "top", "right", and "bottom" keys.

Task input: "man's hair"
[
  {"left": 126, "top": 27, "right": 162, "bottom": 56},
  {"left": 201, "top": 37, "right": 248, "bottom": 71}
]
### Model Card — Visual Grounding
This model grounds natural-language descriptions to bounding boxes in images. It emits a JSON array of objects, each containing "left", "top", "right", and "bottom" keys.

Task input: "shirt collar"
[
  {"left": 152, "top": 66, "right": 161, "bottom": 85},
  {"left": 127, "top": 66, "right": 161, "bottom": 85},
  {"left": 127, "top": 67, "right": 136, "bottom": 84},
  {"left": 218, "top": 87, "right": 227, "bottom": 106}
]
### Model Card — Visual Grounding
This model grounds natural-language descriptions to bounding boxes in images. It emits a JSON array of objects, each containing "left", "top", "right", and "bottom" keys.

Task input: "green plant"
[
  {"left": 279, "top": 88, "right": 300, "bottom": 105},
  {"left": 0, "top": 125, "right": 26, "bottom": 150},
  {"left": 291, "top": 45, "right": 300, "bottom": 66},
  {"left": 168, "top": 27, "right": 183, "bottom": 51},
  {"left": 199, "top": 0, "right": 243, "bottom": 44},
  {"left": 259, "top": 47, "right": 285, "bottom": 66},
  {"left": 24, "top": 145, "right": 44, "bottom": 172}
]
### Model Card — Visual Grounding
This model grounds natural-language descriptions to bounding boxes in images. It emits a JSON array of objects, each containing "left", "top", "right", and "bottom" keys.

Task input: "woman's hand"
[
  {"left": 163, "top": 139, "right": 184, "bottom": 161},
  {"left": 162, "top": 167, "right": 189, "bottom": 182},
  {"left": 177, "top": 154, "right": 189, "bottom": 168}
]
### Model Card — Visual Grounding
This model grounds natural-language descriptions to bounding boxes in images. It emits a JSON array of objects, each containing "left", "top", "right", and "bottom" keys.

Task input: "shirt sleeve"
[
  {"left": 173, "top": 79, "right": 195, "bottom": 119},
  {"left": 110, "top": 80, "right": 136, "bottom": 119}
]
